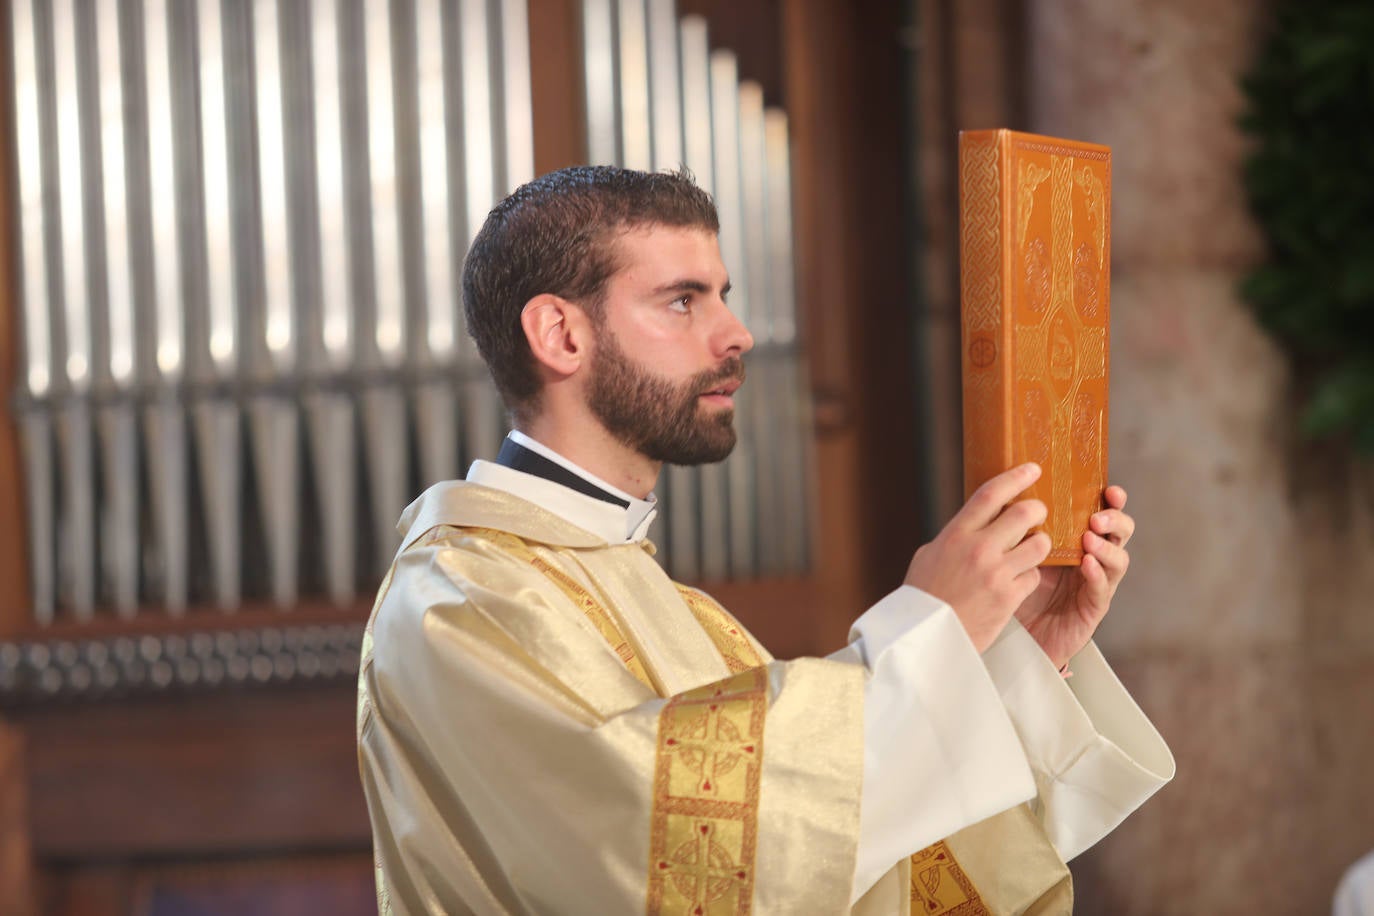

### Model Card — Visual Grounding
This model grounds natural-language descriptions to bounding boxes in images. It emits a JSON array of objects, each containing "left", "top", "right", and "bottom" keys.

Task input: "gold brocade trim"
[
  {"left": 647, "top": 668, "right": 768, "bottom": 916},
  {"left": 674, "top": 585, "right": 764, "bottom": 673},
  {"left": 375, "top": 856, "right": 394, "bottom": 916},
  {"left": 438, "top": 526, "right": 654, "bottom": 689},
  {"left": 910, "top": 841, "right": 990, "bottom": 915}
]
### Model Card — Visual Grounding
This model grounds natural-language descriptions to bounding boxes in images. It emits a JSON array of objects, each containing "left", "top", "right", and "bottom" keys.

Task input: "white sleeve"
[
  {"left": 980, "top": 619, "right": 1176, "bottom": 862},
  {"left": 1335, "top": 851, "right": 1374, "bottom": 916},
  {"left": 831, "top": 586, "right": 1038, "bottom": 903}
]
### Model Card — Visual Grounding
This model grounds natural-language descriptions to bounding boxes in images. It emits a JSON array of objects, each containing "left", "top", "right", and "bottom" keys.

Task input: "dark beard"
[{"left": 587, "top": 328, "right": 744, "bottom": 465}]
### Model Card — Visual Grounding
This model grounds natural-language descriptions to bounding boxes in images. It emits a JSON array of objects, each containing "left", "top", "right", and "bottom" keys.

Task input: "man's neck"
[{"left": 516, "top": 416, "right": 661, "bottom": 499}]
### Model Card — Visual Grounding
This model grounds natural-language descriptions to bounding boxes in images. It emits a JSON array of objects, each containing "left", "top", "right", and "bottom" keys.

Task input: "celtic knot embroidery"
[{"left": 647, "top": 669, "right": 767, "bottom": 915}]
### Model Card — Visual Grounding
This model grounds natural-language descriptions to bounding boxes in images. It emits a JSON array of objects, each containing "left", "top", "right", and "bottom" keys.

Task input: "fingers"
[
  {"left": 1077, "top": 553, "right": 1110, "bottom": 606},
  {"left": 1103, "top": 485, "right": 1127, "bottom": 510},
  {"left": 1007, "top": 530, "right": 1052, "bottom": 572},
  {"left": 1083, "top": 530, "right": 1129, "bottom": 585},
  {"left": 1012, "top": 565, "right": 1043, "bottom": 601},
  {"left": 1090, "top": 507, "right": 1135, "bottom": 547},
  {"left": 959, "top": 463, "right": 1042, "bottom": 530},
  {"left": 1081, "top": 551, "right": 1107, "bottom": 584},
  {"left": 988, "top": 499, "right": 1048, "bottom": 551}
]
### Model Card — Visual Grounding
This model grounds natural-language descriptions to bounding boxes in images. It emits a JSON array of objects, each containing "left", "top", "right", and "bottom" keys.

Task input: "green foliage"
[{"left": 1239, "top": 1, "right": 1374, "bottom": 453}]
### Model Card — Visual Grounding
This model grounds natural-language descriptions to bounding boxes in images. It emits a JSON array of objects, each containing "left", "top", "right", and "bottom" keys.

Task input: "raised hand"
[
  {"left": 1013, "top": 485, "right": 1135, "bottom": 669},
  {"left": 904, "top": 463, "right": 1052, "bottom": 652}
]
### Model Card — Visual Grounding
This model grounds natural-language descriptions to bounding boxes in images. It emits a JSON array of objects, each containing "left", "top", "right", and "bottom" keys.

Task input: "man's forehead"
[{"left": 608, "top": 224, "right": 727, "bottom": 284}]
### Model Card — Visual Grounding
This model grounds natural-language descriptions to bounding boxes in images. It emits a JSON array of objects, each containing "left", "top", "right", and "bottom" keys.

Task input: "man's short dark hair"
[{"left": 462, "top": 165, "right": 719, "bottom": 421}]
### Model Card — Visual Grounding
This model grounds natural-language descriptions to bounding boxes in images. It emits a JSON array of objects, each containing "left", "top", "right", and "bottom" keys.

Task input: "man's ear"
[{"left": 521, "top": 294, "right": 589, "bottom": 379}]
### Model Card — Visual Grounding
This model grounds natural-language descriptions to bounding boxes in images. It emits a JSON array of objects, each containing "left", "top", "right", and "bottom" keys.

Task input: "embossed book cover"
[{"left": 959, "top": 129, "right": 1110, "bottom": 565}]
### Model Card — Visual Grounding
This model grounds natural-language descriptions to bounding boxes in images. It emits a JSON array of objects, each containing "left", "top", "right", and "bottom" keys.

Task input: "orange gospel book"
[{"left": 959, "top": 128, "right": 1110, "bottom": 566}]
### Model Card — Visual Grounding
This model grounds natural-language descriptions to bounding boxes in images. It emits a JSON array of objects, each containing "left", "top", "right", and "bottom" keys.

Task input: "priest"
[{"left": 357, "top": 166, "right": 1174, "bottom": 915}]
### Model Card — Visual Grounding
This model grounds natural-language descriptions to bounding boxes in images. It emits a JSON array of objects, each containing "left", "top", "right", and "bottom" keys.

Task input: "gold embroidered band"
[
  {"left": 647, "top": 667, "right": 768, "bottom": 915},
  {"left": 674, "top": 585, "right": 764, "bottom": 673},
  {"left": 910, "top": 841, "right": 990, "bottom": 915}
]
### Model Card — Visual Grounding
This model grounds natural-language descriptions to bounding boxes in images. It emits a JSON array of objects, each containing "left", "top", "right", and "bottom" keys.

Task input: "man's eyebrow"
[{"left": 651, "top": 278, "right": 732, "bottom": 296}]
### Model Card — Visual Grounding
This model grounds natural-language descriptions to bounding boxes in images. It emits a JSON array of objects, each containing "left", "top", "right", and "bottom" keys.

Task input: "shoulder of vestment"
[{"left": 397, "top": 480, "right": 608, "bottom": 551}]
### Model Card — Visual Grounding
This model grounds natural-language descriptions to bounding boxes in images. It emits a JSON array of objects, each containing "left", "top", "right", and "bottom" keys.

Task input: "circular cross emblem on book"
[{"left": 969, "top": 336, "right": 997, "bottom": 369}]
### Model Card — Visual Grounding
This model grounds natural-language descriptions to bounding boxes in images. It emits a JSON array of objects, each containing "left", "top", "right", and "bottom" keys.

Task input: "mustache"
[{"left": 692, "top": 357, "right": 746, "bottom": 393}]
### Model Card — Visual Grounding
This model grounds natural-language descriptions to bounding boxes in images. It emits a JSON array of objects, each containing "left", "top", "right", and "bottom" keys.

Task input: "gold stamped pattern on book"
[
  {"left": 1023, "top": 388, "right": 1052, "bottom": 469},
  {"left": 1074, "top": 243, "right": 1102, "bottom": 319},
  {"left": 1017, "top": 160, "right": 1051, "bottom": 247},
  {"left": 1016, "top": 324, "right": 1049, "bottom": 381},
  {"left": 1052, "top": 401, "right": 1074, "bottom": 543},
  {"left": 1049, "top": 156, "right": 1074, "bottom": 318},
  {"left": 1012, "top": 147, "right": 1109, "bottom": 557},
  {"left": 961, "top": 138, "right": 1002, "bottom": 334},
  {"left": 909, "top": 841, "right": 990, "bottom": 915},
  {"left": 647, "top": 668, "right": 768, "bottom": 915},
  {"left": 1079, "top": 327, "right": 1106, "bottom": 377},
  {"left": 964, "top": 370, "right": 999, "bottom": 480},
  {"left": 961, "top": 134, "right": 1004, "bottom": 485},
  {"left": 1074, "top": 165, "right": 1106, "bottom": 268},
  {"left": 1074, "top": 390, "right": 1103, "bottom": 487}
]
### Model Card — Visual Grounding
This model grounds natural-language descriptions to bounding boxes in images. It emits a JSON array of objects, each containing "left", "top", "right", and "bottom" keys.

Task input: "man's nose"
[{"left": 715, "top": 302, "right": 755, "bottom": 356}]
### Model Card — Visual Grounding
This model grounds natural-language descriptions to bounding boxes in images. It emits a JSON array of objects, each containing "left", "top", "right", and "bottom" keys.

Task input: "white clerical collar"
[{"left": 466, "top": 431, "right": 658, "bottom": 543}]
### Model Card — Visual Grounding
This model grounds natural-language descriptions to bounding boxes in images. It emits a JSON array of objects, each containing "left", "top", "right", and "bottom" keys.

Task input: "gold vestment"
[{"left": 359, "top": 482, "right": 1078, "bottom": 915}]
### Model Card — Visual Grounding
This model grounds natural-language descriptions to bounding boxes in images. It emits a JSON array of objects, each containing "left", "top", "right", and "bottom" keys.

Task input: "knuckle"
[
  {"left": 970, "top": 486, "right": 1001, "bottom": 513},
  {"left": 932, "top": 534, "right": 957, "bottom": 561},
  {"left": 971, "top": 541, "right": 1000, "bottom": 571},
  {"left": 978, "top": 471, "right": 1017, "bottom": 503},
  {"left": 1014, "top": 500, "right": 1047, "bottom": 527}
]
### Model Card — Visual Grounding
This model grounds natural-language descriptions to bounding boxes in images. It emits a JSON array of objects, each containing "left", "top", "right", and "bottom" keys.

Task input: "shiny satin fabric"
[
  {"left": 941, "top": 804, "right": 1072, "bottom": 914},
  {"left": 358, "top": 482, "right": 865, "bottom": 914},
  {"left": 851, "top": 804, "right": 1072, "bottom": 916},
  {"left": 359, "top": 482, "right": 1073, "bottom": 914}
]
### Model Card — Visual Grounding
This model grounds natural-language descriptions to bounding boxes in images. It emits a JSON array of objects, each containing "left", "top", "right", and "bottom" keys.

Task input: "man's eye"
[{"left": 668, "top": 296, "right": 691, "bottom": 314}]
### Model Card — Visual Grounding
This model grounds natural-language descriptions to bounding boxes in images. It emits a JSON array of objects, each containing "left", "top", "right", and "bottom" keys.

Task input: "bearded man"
[{"left": 357, "top": 166, "right": 1174, "bottom": 915}]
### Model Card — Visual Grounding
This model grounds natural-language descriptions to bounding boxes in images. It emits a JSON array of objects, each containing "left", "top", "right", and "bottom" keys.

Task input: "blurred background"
[{"left": 2, "top": 0, "right": 1372, "bottom": 913}]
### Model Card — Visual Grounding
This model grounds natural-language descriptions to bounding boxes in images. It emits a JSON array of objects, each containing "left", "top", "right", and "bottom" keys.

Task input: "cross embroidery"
[
  {"left": 662, "top": 693, "right": 759, "bottom": 795},
  {"left": 647, "top": 668, "right": 767, "bottom": 915},
  {"left": 656, "top": 821, "right": 752, "bottom": 915}
]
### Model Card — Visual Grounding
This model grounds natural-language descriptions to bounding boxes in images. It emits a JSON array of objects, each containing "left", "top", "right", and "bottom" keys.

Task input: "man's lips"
[
  {"left": 699, "top": 377, "right": 743, "bottom": 404},
  {"left": 701, "top": 378, "right": 742, "bottom": 397}
]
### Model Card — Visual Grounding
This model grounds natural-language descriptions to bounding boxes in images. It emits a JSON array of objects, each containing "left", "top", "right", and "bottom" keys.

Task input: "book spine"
[{"left": 959, "top": 131, "right": 1012, "bottom": 500}]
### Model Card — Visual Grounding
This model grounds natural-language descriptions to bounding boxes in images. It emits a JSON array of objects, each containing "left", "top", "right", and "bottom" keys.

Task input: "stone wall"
[{"left": 1024, "top": 1, "right": 1374, "bottom": 912}]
